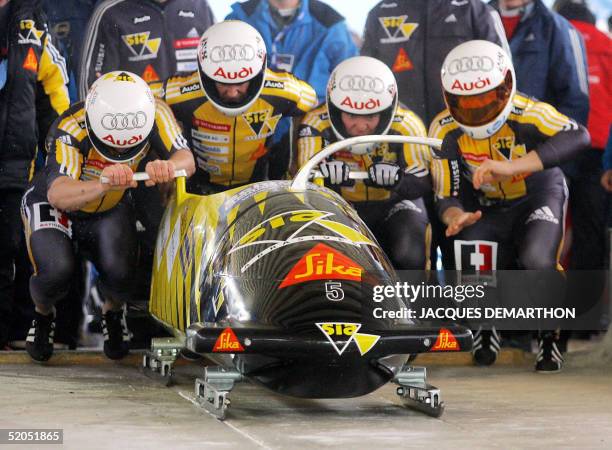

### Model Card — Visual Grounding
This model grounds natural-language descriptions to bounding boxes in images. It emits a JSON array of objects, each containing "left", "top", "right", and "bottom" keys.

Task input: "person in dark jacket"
[
  {"left": 361, "top": 0, "right": 509, "bottom": 127},
  {"left": 492, "top": 0, "right": 589, "bottom": 127},
  {"left": 0, "top": 0, "right": 70, "bottom": 349},
  {"left": 42, "top": 0, "right": 96, "bottom": 102},
  {"left": 78, "top": 0, "right": 215, "bottom": 99}
]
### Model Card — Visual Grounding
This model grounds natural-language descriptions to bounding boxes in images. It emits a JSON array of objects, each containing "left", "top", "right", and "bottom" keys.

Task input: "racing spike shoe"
[
  {"left": 102, "top": 308, "right": 130, "bottom": 360},
  {"left": 535, "top": 331, "right": 564, "bottom": 373},
  {"left": 472, "top": 326, "right": 500, "bottom": 366},
  {"left": 26, "top": 311, "right": 56, "bottom": 363}
]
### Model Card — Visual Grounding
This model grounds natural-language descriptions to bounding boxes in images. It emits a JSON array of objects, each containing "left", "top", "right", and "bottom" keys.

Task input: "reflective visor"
[{"left": 444, "top": 71, "right": 513, "bottom": 127}]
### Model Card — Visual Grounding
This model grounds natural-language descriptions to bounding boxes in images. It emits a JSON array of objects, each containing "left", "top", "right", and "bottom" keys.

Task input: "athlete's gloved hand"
[
  {"left": 319, "top": 160, "right": 350, "bottom": 185},
  {"left": 368, "top": 162, "right": 401, "bottom": 188}
]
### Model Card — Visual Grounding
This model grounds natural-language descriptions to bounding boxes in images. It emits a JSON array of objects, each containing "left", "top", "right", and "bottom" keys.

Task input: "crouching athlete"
[
  {"left": 152, "top": 20, "right": 317, "bottom": 194},
  {"left": 429, "top": 41, "right": 590, "bottom": 371},
  {"left": 21, "top": 71, "right": 195, "bottom": 362},
  {"left": 297, "top": 56, "right": 432, "bottom": 270}
]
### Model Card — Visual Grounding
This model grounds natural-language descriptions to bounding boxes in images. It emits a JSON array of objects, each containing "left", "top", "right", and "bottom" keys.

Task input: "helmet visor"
[{"left": 444, "top": 71, "right": 513, "bottom": 127}]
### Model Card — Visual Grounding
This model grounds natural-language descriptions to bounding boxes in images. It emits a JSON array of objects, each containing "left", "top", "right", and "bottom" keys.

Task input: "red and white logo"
[
  {"left": 454, "top": 240, "right": 497, "bottom": 271},
  {"left": 212, "top": 327, "right": 244, "bottom": 352}
]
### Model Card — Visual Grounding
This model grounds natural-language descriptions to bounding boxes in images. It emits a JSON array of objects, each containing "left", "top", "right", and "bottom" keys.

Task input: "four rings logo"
[
  {"left": 210, "top": 44, "right": 255, "bottom": 63},
  {"left": 447, "top": 56, "right": 494, "bottom": 75},
  {"left": 101, "top": 112, "right": 147, "bottom": 131},
  {"left": 339, "top": 75, "right": 384, "bottom": 94}
]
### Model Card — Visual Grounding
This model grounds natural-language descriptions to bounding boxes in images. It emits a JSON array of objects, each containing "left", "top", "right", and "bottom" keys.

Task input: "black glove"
[
  {"left": 320, "top": 160, "right": 350, "bottom": 185},
  {"left": 368, "top": 162, "right": 401, "bottom": 188}
]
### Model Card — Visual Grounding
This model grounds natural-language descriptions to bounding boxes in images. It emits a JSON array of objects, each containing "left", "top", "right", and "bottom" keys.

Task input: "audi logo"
[
  {"left": 338, "top": 75, "right": 385, "bottom": 94},
  {"left": 447, "top": 56, "right": 494, "bottom": 75},
  {"left": 101, "top": 112, "right": 148, "bottom": 131},
  {"left": 210, "top": 44, "right": 255, "bottom": 63}
]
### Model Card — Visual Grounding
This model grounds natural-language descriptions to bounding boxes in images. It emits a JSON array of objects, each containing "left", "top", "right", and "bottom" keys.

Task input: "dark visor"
[{"left": 444, "top": 71, "right": 513, "bottom": 127}]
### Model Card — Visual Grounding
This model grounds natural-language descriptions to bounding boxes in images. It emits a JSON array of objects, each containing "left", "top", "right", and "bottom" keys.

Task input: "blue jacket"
[
  {"left": 493, "top": 0, "right": 589, "bottom": 126},
  {"left": 227, "top": 0, "right": 358, "bottom": 102},
  {"left": 603, "top": 125, "right": 612, "bottom": 171},
  {"left": 41, "top": 0, "right": 96, "bottom": 102}
]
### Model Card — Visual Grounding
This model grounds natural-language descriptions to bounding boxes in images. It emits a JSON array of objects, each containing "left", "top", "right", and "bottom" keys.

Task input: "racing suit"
[
  {"left": 21, "top": 100, "right": 189, "bottom": 308},
  {"left": 297, "top": 105, "right": 432, "bottom": 269},
  {"left": 0, "top": 0, "right": 70, "bottom": 347},
  {"left": 361, "top": 0, "right": 508, "bottom": 126},
  {"left": 154, "top": 69, "right": 317, "bottom": 192},
  {"left": 78, "top": 0, "right": 215, "bottom": 99},
  {"left": 429, "top": 93, "right": 590, "bottom": 271}
]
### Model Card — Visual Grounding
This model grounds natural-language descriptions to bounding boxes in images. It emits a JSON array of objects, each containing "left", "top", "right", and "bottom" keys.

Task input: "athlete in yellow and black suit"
[
  {"left": 298, "top": 103, "right": 432, "bottom": 269},
  {"left": 430, "top": 93, "right": 589, "bottom": 270},
  {"left": 21, "top": 71, "right": 194, "bottom": 362},
  {"left": 154, "top": 68, "right": 317, "bottom": 192}
]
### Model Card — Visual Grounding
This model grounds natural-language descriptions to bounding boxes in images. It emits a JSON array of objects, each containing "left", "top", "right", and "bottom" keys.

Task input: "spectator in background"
[
  {"left": 0, "top": 0, "right": 70, "bottom": 350},
  {"left": 553, "top": 0, "right": 611, "bottom": 272},
  {"left": 42, "top": 0, "right": 96, "bottom": 102},
  {"left": 79, "top": 0, "right": 215, "bottom": 99},
  {"left": 361, "top": 0, "right": 509, "bottom": 127},
  {"left": 491, "top": 0, "right": 589, "bottom": 127}
]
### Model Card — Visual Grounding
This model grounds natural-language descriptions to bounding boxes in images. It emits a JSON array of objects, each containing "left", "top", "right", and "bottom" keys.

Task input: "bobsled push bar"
[
  {"left": 186, "top": 324, "right": 472, "bottom": 357},
  {"left": 292, "top": 135, "right": 442, "bottom": 190},
  {"left": 100, "top": 168, "right": 188, "bottom": 184}
]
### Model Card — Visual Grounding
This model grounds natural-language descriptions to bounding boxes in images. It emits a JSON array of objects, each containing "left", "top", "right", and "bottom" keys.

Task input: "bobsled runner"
[{"left": 143, "top": 135, "right": 473, "bottom": 419}]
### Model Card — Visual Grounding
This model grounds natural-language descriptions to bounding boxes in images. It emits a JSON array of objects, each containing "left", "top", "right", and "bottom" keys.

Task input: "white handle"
[
  {"left": 100, "top": 168, "right": 187, "bottom": 184},
  {"left": 292, "top": 135, "right": 442, "bottom": 190},
  {"left": 312, "top": 170, "right": 369, "bottom": 180}
]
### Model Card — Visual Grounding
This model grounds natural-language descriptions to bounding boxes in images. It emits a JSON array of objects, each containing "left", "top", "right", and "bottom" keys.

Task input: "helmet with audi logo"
[
  {"left": 197, "top": 20, "right": 267, "bottom": 117},
  {"left": 441, "top": 40, "right": 515, "bottom": 140},
  {"left": 85, "top": 71, "right": 156, "bottom": 163},
  {"left": 326, "top": 56, "right": 398, "bottom": 154}
]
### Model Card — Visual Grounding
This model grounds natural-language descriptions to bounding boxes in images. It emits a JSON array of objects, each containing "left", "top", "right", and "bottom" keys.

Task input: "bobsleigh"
[{"left": 143, "top": 135, "right": 473, "bottom": 419}]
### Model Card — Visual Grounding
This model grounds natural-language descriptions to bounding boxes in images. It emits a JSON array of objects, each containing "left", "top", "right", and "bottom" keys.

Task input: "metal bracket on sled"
[
  {"left": 195, "top": 367, "right": 243, "bottom": 420},
  {"left": 142, "top": 337, "right": 182, "bottom": 386},
  {"left": 393, "top": 366, "right": 444, "bottom": 417}
]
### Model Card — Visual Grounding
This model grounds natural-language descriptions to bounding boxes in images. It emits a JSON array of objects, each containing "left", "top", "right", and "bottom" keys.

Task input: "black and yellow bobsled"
[{"left": 144, "top": 135, "right": 472, "bottom": 419}]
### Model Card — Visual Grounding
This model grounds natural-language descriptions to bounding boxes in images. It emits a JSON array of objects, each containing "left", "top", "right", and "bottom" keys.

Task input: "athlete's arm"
[
  {"left": 473, "top": 125, "right": 590, "bottom": 189},
  {"left": 47, "top": 165, "right": 136, "bottom": 212},
  {"left": 144, "top": 149, "right": 195, "bottom": 187},
  {"left": 442, "top": 207, "right": 483, "bottom": 237}
]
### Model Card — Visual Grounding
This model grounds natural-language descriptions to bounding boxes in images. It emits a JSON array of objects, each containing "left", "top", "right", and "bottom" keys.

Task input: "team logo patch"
[
  {"left": 212, "top": 327, "right": 244, "bottom": 352},
  {"left": 493, "top": 137, "right": 514, "bottom": 160},
  {"left": 141, "top": 64, "right": 159, "bottom": 82},
  {"left": 431, "top": 328, "right": 460, "bottom": 351},
  {"left": 392, "top": 47, "right": 413, "bottom": 73},
  {"left": 121, "top": 32, "right": 161, "bottom": 62},
  {"left": 18, "top": 20, "right": 44, "bottom": 46},
  {"left": 22, "top": 47, "right": 38, "bottom": 72},
  {"left": 242, "top": 110, "right": 281, "bottom": 141},
  {"left": 316, "top": 322, "right": 380, "bottom": 356},
  {"left": 279, "top": 243, "right": 363, "bottom": 288},
  {"left": 378, "top": 16, "right": 418, "bottom": 44},
  {"left": 32, "top": 203, "right": 72, "bottom": 237},
  {"left": 454, "top": 240, "right": 497, "bottom": 271}
]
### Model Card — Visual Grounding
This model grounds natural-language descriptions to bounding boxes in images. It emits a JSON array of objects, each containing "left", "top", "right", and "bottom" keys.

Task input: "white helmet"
[
  {"left": 85, "top": 71, "right": 156, "bottom": 163},
  {"left": 441, "top": 40, "right": 515, "bottom": 140},
  {"left": 327, "top": 56, "right": 398, "bottom": 155},
  {"left": 197, "top": 21, "right": 267, "bottom": 117}
]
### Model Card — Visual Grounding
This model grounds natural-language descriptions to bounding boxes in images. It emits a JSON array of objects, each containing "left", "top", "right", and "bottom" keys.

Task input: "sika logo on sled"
[
  {"left": 212, "top": 327, "right": 245, "bottom": 352},
  {"left": 279, "top": 243, "right": 363, "bottom": 288},
  {"left": 431, "top": 328, "right": 460, "bottom": 351}
]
